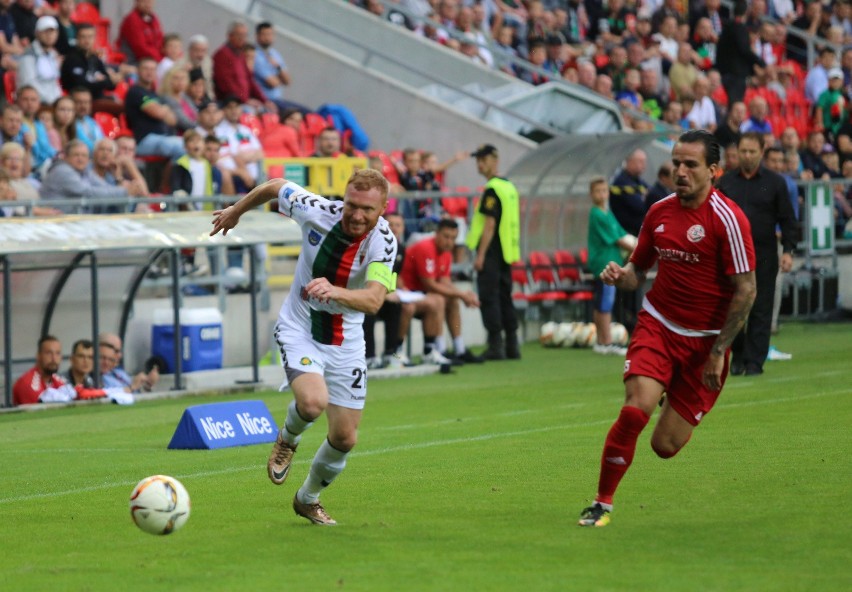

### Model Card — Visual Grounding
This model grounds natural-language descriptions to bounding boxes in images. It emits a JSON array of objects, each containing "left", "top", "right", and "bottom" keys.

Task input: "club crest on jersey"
[
  {"left": 308, "top": 229, "right": 322, "bottom": 246},
  {"left": 686, "top": 224, "right": 705, "bottom": 243},
  {"left": 300, "top": 357, "right": 312, "bottom": 366}
]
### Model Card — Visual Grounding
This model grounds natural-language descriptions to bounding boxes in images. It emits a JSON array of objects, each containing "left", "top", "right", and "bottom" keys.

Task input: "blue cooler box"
[{"left": 152, "top": 308, "right": 223, "bottom": 373}]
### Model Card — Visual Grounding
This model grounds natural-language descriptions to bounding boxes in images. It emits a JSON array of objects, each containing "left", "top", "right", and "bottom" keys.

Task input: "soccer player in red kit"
[{"left": 578, "top": 130, "right": 757, "bottom": 527}]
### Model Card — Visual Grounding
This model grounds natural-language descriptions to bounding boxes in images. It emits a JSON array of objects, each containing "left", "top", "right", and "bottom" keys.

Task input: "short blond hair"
[
  {"left": 347, "top": 168, "right": 389, "bottom": 202},
  {"left": 589, "top": 175, "right": 608, "bottom": 193}
]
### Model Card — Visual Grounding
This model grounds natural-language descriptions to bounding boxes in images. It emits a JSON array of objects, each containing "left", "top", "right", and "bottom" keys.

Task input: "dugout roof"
[{"left": 505, "top": 133, "right": 672, "bottom": 254}]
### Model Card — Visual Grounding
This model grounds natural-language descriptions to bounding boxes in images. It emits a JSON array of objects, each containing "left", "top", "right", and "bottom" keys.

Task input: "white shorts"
[{"left": 274, "top": 324, "right": 368, "bottom": 410}]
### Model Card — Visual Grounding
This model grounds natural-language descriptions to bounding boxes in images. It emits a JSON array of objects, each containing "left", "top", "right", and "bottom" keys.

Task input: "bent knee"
[
  {"left": 650, "top": 435, "right": 690, "bottom": 459},
  {"left": 297, "top": 396, "right": 327, "bottom": 420},
  {"left": 328, "top": 431, "right": 357, "bottom": 452}
]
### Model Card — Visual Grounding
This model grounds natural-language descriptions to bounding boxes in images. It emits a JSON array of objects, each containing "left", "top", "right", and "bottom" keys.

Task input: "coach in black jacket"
[
  {"left": 716, "top": 132, "right": 797, "bottom": 377},
  {"left": 715, "top": 0, "right": 765, "bottom": 106}
]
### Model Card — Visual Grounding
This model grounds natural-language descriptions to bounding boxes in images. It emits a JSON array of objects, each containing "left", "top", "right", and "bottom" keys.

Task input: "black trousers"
[
  {"left": 363, "top": 300, "right": 402, "bottom": 359},
  {"left": 732, "top": 248, "right": 776, "bottom": 370},
  {"left": 476, "top": 256, "right": 517, "bottom": 339},
  {"left": 722, "top": 73, "right": 746, "bottom": 108}
]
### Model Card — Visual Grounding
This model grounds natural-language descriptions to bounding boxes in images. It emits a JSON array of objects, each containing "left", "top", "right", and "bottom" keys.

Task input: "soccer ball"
[
  {"left": 553, "top": 322, "right": 576, "bottom": 347},
  {"left": 610, "top": 323, "right": 629, "bottom": 346},
  {"left": 539, "top": 321, "right": 557, "bottom": 347},
  {"left": 130, "top": 475, "right": 191, "bottom": 535},
  {"left": 573, "top": 323, "right": 597, "bottom": 348}
]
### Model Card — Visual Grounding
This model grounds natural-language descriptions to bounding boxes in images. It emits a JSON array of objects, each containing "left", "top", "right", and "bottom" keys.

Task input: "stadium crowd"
[
  {"left": 3, "top": 0, "right": 850, "bottom": 403},
  {"left": 354, "top": 0, "right": 852, "bottom": 230}
]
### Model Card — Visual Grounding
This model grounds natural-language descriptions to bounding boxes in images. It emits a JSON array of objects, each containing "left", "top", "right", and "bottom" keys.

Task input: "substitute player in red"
[{"left": 578, "top": 130, "right": 757, "bottom": 527}]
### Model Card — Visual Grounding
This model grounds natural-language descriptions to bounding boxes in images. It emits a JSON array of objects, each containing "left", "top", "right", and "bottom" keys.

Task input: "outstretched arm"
[
  {"left": 210, "top": 178, "right": 286, "bottom": 236},
  {"left": 702, "top": 270, "right": 757, "bottom": 390}
]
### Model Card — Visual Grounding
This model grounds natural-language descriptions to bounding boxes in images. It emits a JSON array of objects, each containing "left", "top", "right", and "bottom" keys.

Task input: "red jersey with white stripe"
[{"left": 630, "top": 189, "right": 755, "bottom": 333}]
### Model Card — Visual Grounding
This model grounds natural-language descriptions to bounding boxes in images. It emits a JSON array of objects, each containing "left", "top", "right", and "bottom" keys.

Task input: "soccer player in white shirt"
[{"left": 210, "top": 169, "right": 397, "bottom": 525}]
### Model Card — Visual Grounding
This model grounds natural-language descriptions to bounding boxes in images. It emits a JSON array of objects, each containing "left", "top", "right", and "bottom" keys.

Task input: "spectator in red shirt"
[
  {"left": 400, "top": 218, "right": 484, "bottom": 365},
  {"left": 13, "top": 335, "right": 66, "bottom": 405},
  {"left": 12, "top": 335, "right": 106, "bottom": 405},
  {"left": 213, "top": 21, "right": 274, "bottom": 113},
  {"left": 117, "top": 0, "right": 164, "bottom": 64}
]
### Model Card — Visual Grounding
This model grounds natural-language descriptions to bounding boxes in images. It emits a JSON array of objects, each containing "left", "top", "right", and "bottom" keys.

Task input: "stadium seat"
[
  {"left": 367, "top": 150, "right": 400, "bottom": 185},
  {"left": 526, "top": 251, "right": 570, "bottom": 320},
  {"left": 552, "top": 249, "right": 594, "bottom": 321},
  {"left": 510, "top": 260, "right": 536, "bottom": 339},
  {"left": 3, "top": 69, "right": 15, "bottom": 103},
  {"left": 239, "top": 112, "right": 262, "bottom": 137},
  {"left": 71, "top": 2, "right": 101, "bottom": 23},
  {"left": 111, "top": 80, "right": 130, "bottom": 102},
  {"left": 94, "top": 112, "right": 121, "bottom": 139},
  {"left": 300, "top": 113, "right": 332, "bottom": 156}
]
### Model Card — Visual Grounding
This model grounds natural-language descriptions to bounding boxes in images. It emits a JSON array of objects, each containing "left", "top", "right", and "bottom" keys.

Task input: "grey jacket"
[{"left": 39, "top": 160, "right": 129, "bottom": 213}]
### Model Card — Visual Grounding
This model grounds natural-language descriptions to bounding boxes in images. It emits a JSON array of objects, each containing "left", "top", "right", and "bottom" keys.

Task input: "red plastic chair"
[
  {"left": 239, "top": 112, "right": 262, "bottom": 137},
  {"left": 3, "top": 69, "right": 15, "bottom": 103},
  {"left": 526, "top": 251, "right": 570, "bottom": 303},
  {"left": 299, "top": 113, "right": 332, "bottom": 156},
  {"left": 111, "top": 80, "right": 130, "bottom": 102},
  {"left": 71, "top": 2, "right": 101, "bottom": 23},
  {"left": 553, "top": 249, "right": 594, "bottom": 321},
  {"left": 367, "top": 150, "right": 401, "bottom": 185},
  {"left": 94, "top": 112, "right": 121, "bottom": 139}
]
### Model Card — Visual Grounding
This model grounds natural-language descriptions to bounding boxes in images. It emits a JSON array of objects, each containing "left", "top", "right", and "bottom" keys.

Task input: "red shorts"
[{"left": 624, "top": 310, "right": 729, "bottom": 426}]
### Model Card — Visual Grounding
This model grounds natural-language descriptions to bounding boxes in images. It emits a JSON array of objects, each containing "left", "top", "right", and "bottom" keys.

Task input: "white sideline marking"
[
  {"left": 724, "top": 369, "right": 844, "bottom": 389},
  {"left": 0, "top": 419, "right": 612, "bottom": 505},
  {"left": 376, "top": 402, "right": 588, "bottom": 431},
  {"left": 0, "top": 388, "right": 846, "bottom": 505}
]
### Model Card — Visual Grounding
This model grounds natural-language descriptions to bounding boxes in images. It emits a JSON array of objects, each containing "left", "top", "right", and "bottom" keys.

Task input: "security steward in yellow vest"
[{"left": 467, "top": 144, "right": 521, "bottom": 360}]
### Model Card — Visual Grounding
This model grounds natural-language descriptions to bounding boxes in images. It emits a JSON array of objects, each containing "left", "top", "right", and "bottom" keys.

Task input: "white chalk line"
[{"left": 0, "top": 387, "right": 846, "bottom": 505}]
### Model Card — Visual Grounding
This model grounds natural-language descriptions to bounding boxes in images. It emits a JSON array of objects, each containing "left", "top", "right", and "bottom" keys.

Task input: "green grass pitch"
[{"left": 1, "top": 322, "right": 849, "bottom": 591}]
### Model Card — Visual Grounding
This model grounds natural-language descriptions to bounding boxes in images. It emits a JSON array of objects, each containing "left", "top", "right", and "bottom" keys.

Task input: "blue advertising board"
[{"left": 168, "top": 400, "right": 279, "bottom": 449}]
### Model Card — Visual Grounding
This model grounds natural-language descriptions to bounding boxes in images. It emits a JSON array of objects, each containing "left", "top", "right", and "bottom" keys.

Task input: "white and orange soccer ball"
[
  {"left": 130, "top": 475, "right": 191, "bottom": 535},
  {"left": 539, "top": 321, "right": 558, "bottom": 347},
  {"left": 610, "top": 322, "right": 629, "bottom": 346},
  {"left": 573, "top": 323, "right": 597, "bottom": 348},
  {"left": 553, "top": 322, "right": 576, "bottom": 348}
]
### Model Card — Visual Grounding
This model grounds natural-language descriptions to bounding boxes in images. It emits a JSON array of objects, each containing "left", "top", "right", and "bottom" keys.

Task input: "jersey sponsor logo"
[
  {"left": 299, "top": 357, "right": 312, "bottom": 366},
  {"left": 655, "top": 224, "right": 665, "bottom": 233},
  {"left": 308, "top": 229, "right": 322, "bottom": 246},
  {"left": 687, "top": 224, "right": 706, "bottom": 243},
  {"left": 654, "top": 246, "right": 700, "bottom": 263}
]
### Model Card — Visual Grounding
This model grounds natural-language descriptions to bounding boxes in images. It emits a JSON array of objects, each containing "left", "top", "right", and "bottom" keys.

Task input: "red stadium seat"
[
  {"left": 239, "top": 112, "right": 262, "bottom": 137},
  {"left": 71, "top": 2, "right": 101, "bottom": 24},
  {"left": 552, "top": 249, "right": 594, "bottom": 321},
  {"left": 526, "top": 251, "right": 570, "bottom": 320},
  {"left": 94, "top": 112, "right": 121, "bottom": 139},
  {"left": 300, "top": 113, "right": 332, "bottom": 156},
  {"left": 3, "top": 69, "right": 15, "bottom": 103},
  {"left": 367, "top": 150, "right": 400, "bottom": 185}
]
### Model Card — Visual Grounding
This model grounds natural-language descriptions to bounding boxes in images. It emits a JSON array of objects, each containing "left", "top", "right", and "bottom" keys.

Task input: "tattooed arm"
[{"left": 703, "top": 270, "right": 757, "bottom": 390}]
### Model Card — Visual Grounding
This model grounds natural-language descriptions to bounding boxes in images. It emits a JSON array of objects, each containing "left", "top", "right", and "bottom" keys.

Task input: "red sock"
[{"left": 595, "top": 406, "right": 650, "bottom": 506}]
